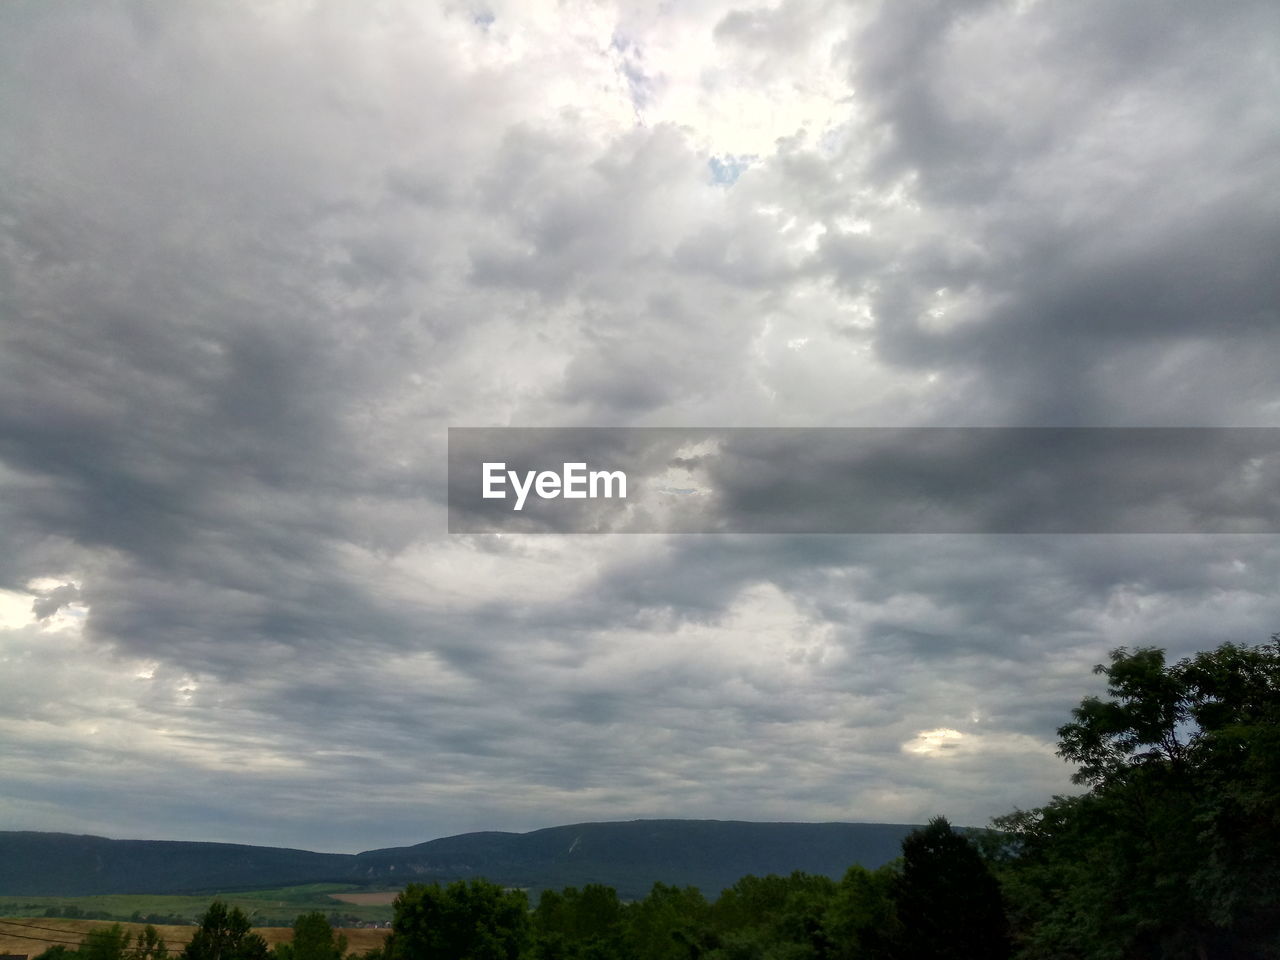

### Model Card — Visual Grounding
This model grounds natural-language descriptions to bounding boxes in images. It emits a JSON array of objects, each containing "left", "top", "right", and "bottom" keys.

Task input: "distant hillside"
[
  {"left": 0, "top": 820, "right": 917, "bottom": 900},
  {"left": 0, "top": 832, "right": 353, "bottom": 896},
  {"left": 355, "top": 820, "right": 917, "bottom": 898}
]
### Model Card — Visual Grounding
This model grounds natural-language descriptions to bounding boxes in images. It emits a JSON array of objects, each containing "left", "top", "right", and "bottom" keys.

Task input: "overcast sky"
[{"left": 2, "top": 0, "right": 1278, "bottom": 855}]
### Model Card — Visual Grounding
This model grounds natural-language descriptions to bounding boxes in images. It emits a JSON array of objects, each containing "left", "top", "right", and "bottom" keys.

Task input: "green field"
[{"left": 0, "top": 884, "right": 398, "bottom": 928}]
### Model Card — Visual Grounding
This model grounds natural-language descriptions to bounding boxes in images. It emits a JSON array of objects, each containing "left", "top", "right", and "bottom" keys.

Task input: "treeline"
[
  {"left": 372, "top": 822, "right": 1007, "bottom": 960},
  {"left": 22, "top": 906, "right": 358, "bottom": 929},
  {"left": 36, "top": 908, "right": 190, "bottom": 926},
  {"left": 31, "top": 638, "right": 1280, "bottom": 960},
  {"left": 40, "top": 908, "right": 115, "bottom": 921}
]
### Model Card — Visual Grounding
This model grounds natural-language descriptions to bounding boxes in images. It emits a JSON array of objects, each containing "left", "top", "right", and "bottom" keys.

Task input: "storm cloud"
[{"left": 1, "top": 0, "right": 1278, "bottom": 852}]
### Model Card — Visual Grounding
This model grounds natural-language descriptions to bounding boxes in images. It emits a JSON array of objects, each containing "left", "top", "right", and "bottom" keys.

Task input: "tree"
[
  {"left": 707, "top": 872, "right": 839, "bottom": 960},
  {"left": 824, "top": 864, "right": 898, "bottom": 960},
  {"left": 996, "top": 638, "right": 1280, "bottom": 959},
  {"left": 128, "top": 926, "right": 168, "bottom": 960},
  {"left": 182, "top": 902, "right": 269, "bottom": 960},
  {"left": 273, "top": 913, "right": 346, "bottom": 960},
  {"left": 623, "top": 883, "right": 712, "bottom": 960},
  {"left": 80, "top": 926, "right": 130, "bottom": 960},
  {"left": 385, "top": 879, "right": 529, "bottom": 960},
  {"left": 891, "top": 817, "right": 1010, "bottom": 960},
  {"left": 532, "top": 885, "right": 626, "bottom": 960}
]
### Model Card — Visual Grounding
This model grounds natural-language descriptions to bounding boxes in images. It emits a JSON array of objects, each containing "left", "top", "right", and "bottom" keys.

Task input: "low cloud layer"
[{"left": 1, "top": 0, "right": 1278, "bottom": 853}]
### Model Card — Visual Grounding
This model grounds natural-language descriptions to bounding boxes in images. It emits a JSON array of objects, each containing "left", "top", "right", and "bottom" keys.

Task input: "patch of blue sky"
[
  {"left": 610, "top": 32, "right": 654, "bottom": 115},
  {"left": 708, "top": 154, "right": 758, "bottom": 187}
]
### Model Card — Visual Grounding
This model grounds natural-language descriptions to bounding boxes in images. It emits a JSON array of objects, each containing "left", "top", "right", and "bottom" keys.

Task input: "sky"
[{"left": 1, "top": 0, "right": 1278, "bottom": 855}]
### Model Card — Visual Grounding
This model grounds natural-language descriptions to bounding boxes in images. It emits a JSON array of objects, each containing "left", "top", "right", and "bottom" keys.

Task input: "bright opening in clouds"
[{"left": 1, "top": 0, "right": 1278, "bottom": 852}]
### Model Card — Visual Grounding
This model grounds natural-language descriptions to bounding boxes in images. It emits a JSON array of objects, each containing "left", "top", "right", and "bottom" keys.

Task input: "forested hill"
[
  {"left": 0, "top": 831, "right": 352, "bottom": 896},
  {"left": 0, "top": 820, "right": 917, "bottom": 899},
  {"left": 356, "top": 820, "right": 917, "bottom": 897}
]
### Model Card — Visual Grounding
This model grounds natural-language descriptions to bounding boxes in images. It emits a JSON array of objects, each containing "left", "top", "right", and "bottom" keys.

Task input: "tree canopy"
[
  {"left": 995, "top": 638, "right": 1280, "bottom": 959},
  {"left": 181, "top": 902, "right": 269, "bottom": 960},
  {"left": 384, "top": 879, "right": 530, "bottom": 960},
  {"left": 272, "top": 912, "right": 347, "bottom": 960},
  {"left": 892, "top": 817, "right": 1010, "bottom": 960}
]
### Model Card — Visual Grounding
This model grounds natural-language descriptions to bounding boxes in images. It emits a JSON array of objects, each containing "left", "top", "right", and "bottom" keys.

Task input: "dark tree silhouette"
[
  {"left": 181, "top": 902, "right": 268, "bottom": 960},
  {"left": 892, "top": 817, "right": 1010, "bottom": 960}
]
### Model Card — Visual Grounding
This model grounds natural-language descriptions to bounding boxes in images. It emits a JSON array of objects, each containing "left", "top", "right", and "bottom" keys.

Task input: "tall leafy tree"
[
  {"left": 891, "top": 817, "right": 1010, "bottom": 960},
  {"left": 182, "top": 902, "right": 269, "bottom": 960},
  {"left": 273, "top": 913, "right": 346, "bottom": 960},
  {"left": 996, "top": 639, "right": 1280, "bottom": 959},
  {"left": 128, "top": 925, "right": 168, "bottom": 960},
  {"left": 79, "top": 926, "right": 130, "bottom": 960}
]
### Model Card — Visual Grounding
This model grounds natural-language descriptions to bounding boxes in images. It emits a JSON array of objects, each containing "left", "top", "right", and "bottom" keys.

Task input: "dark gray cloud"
[
  {"left": 831, "top": 0, "right": 1280, "bottom": 424},
  {"left": 0, "top": 0, "right": 1278, "bottom": 853}
]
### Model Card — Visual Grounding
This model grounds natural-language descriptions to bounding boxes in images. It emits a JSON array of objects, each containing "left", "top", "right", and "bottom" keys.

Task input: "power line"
[
  {"left": 0, "top": 918, "right": 193, "bottom": 950},
  {"left": 0, "top": 918, "right": 145, "bottom": 940},
  {"left": 0, "top": 923, "right": 84, "bottom": 947}
]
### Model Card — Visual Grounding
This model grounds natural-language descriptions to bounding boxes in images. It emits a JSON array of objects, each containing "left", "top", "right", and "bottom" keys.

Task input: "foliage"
[
  {"left": 824, "top": 864, "right": 898, "bottom": 960},
  {"left": 623, "top": 883, "right": 713, "bottom": 960},
  {"left": 181, "top": 902, "right": 269, "bottom": 960},
  {"left": 888, "top": 818, "right": 1009, "bottom": 960},
  {"left": 26, "top": 922, "right": 170, "bottom": 960},
  {"left": 995, "top": 639, "right": 1280, "bottom": 959},
  {"left": 79, "top": 926, "right": 131, "bottom": 960},
  {"left": 384, "top": 880, "right": 529, "bottom": 960},
  {"left": 272, "top": 913, "right": 346, "bottom": 960},
  {"left": 129, "top": 925, "right": 168, "bottom": 960},
  {"left": 704, "top": 872, "right": 839, "bottom": 960},
  {"left": 33, "top": 948, "right": 81, "bottom": 960},
  {"left": 531, "top": 884, "right": 625, "bottom": 960}
]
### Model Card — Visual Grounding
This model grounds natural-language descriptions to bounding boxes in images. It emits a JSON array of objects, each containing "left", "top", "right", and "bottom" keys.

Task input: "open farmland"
[
  {"left": 0, "top": 918, "right": 391, "bottom": 957},
  {"left": 0, "top": 885, "right": 395, "bottom": 928},
  {"left": 325, "top": 892, "right": 399, "bottom": 906}
]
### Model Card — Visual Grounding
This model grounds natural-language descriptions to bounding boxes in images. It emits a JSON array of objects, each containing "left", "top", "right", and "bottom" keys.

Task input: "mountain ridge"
[{"left": 0, "top": 819, "right": 919, "bottom": 900}]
